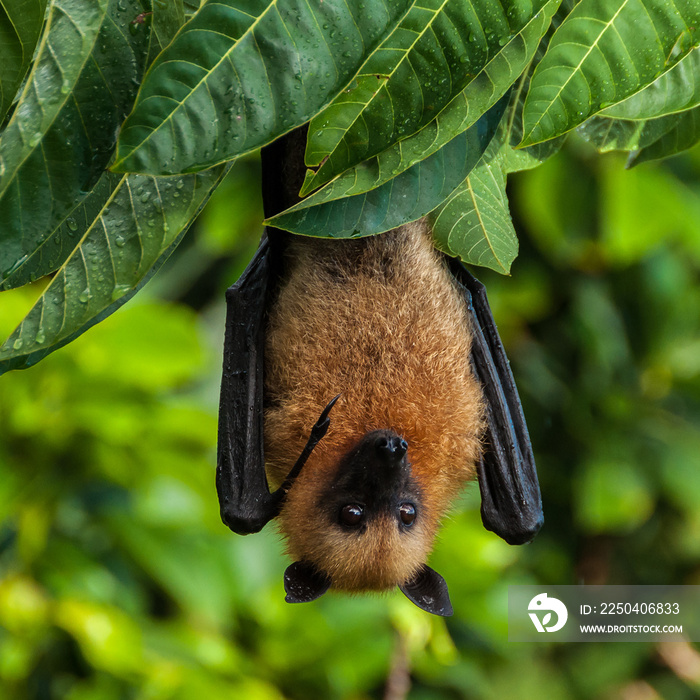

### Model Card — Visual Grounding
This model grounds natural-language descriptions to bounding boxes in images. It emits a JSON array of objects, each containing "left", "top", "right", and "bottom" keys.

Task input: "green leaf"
[
  {"left": 499, "top": 59, "right": 566, "bottom": 172},
  {"left": 0, "top": 1, "right": 177, "bottom": 293},
  {"left": 152, "top": 0, "right": 184, "bottom": 47},
  {"left": 301, "top": 0, "right": 557, "bottom": 195},
  {"left": 577, "top": 113, "right": 681, "bottom": 152},
  {"left": 428, "top": 151, "right": 517, "bottom": 273},
  {"left": 266, "top": 97, "right": 506, "bottom": 237},
  {"left": 112, "top": 0, "right": 412, "bottom": 175},
  {"left": 0, "top": 165, "right": 227, "bottom": 374},
  {"left": 0, "top": 0, "right": 47, "bottom": 125},
  {"left": 182, "top": 0, "right": 199, "bottom": 18},
  {"left": 0, "top": 0, "right": 151, "bottom": 282},
  {"left": 488, "top": 0, "right": 571, "bottom": 173},
  {"left": 149, "top": 0, "right": 185, "bottom": 62},
  {"left": 628, "top": 106, "right": 700, "bottom": 165},
  {"left": 520, "top": 0, "right": 700, "bottom": 146},
  {"left": 298, "top": 0, "right": 560, "bottom": 200},
  {"left": 599, "top": 46, "right": 700, "bottom": 121},
  {"left": 0, "top": 171, "right": 123, "bottom": 291}
]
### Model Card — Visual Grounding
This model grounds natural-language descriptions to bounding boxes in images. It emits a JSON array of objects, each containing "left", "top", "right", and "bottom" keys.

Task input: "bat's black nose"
[{"left": 375, "top": 435, "right": 408, "bottom": 463}]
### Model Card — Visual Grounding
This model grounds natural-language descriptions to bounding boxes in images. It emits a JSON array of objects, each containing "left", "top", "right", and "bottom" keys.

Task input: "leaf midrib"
[
  {"left": 463, "top": 168, "right": 506, "bottom": 273},
  {"left": 522, "top": 0, "right": 630, "bottom": 144},
  {"left": 305, "top": 0, "right": 450, "bottom": 181},
  {"left": 112, "top": 0, "right": 285, "bottom": 167}
]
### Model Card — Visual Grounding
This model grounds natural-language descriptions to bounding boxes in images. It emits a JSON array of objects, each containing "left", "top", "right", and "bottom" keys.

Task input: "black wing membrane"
[
  {"left": 217, "top": 235, "right": 339, "bottom": 535},
  {"left": 449, "top": 260, "right": 544, "bottom": 545},
  {"left": 216, "top": 236, "right": 279, "bottom": 534}
]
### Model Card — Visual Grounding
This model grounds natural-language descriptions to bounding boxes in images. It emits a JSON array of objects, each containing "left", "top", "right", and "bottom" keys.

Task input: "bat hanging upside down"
[{"left": 217, "top": 220, "right": 543, "bottom": 616}]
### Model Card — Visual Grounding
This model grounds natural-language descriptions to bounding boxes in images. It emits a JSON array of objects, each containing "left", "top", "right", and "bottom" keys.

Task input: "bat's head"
[{"left": 279, "top": 428, "right": 453, "bottom": 616}]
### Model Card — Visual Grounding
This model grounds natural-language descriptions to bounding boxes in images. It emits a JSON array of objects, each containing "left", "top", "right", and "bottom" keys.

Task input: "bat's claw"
[
  {"left": 318, "top": 394, "right": 341, "bottom": 423},
  {"left": 310, "top": 394, "right": 341, "bottom": 439}
]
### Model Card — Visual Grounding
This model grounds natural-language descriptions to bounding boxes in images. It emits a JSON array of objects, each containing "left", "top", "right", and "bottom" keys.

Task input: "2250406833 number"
[{"left": 600, "top": 603, "right": 680, "bottom": 615}]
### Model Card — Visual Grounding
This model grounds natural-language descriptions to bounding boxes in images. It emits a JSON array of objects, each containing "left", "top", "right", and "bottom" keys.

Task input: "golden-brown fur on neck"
[{"left": 263, "top": 221, "right": 485, "bottom": 591}]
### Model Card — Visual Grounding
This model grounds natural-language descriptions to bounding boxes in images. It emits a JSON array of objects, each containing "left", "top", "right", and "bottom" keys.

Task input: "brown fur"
[{"left": 263, "top": 221, "right": 485, "bottom": 591}]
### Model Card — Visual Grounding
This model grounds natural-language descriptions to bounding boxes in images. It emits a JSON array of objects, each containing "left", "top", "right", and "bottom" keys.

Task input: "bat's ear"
[
  {"left": 284, "top": 561, "right": 331, "bottom": 603},
  {"left": 399, "top": 564, "right": 453, "bottom": 617}
]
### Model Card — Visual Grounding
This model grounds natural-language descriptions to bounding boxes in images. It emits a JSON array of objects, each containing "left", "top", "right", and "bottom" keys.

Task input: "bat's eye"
[
  {"left": 340, "top": 504, "right": 364, "bottom": 526},
  {"left": 398, "top": 503, "right": 416, "bottom": 526}
]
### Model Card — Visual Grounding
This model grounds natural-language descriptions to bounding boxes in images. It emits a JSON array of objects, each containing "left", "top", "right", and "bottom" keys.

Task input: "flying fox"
[{"left": 216, "top": 216, "right": 543, "bottom": 616}]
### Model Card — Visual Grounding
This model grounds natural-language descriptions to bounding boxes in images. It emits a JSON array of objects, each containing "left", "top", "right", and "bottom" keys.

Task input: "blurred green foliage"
[{"left": 1, "top": 142, "right": 700, "bottom": 700}]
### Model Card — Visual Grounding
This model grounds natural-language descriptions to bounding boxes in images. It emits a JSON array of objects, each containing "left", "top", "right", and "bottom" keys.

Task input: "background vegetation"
[{"left": 2, "top": 135, "right": 700, "bottom": 699}]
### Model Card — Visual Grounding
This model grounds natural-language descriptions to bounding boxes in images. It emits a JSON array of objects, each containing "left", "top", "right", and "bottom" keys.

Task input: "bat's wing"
[
  {"left": 448, "top": 260, "right": 544, "bottom": 545},
  {"left": 217, "top": 236, "right": 279, "bottom": 534}
]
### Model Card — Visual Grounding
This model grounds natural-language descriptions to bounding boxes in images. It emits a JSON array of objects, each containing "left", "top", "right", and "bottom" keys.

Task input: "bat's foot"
[{"left": 273, "top": 394, "right": 342, "bottom": 506}]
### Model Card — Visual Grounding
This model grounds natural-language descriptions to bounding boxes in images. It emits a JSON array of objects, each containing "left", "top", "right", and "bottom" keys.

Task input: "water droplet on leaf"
[
  {"left": 111, "top": 284, "right": 131, "bottom": 301},
  {"left": 3, "top": 255, "right": 28, "bottom": 278}
]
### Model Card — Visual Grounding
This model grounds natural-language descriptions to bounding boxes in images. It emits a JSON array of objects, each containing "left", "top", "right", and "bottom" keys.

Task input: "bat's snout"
[{"left": 375, "top": 435, "right": 408, "bottom": 463}]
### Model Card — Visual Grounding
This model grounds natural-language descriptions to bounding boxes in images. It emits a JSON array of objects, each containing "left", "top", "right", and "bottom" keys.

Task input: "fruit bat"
[{"left": 216, "top": 133, "right": 543, "bottom": 617}]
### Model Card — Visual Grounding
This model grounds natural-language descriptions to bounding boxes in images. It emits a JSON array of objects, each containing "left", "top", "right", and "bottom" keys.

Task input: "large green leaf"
[
  {"left": 498, "top": 51, "right": 566, "bottom": 172},
  {"left": 429, "top": 150, "right": 517, "bottom": 273},
  {"left": 0, "top": 0, "right": 47, "bottom": 126},
  {"left": 301, "top": 0, "right": 555, "bottom": 195},
  {"left": 598, "top": 47, "right": 700, "bottom": 121},
  {"left": 297, "top": 0, "right": 559, "bottom": 200},
  {"left": 0, "top": 0, "right": 151, "bottom": 282},
  {"left": 266, "top": 97, "right": 506, "bottom": 237},
  {"left": 577, "top": 113, "right": 681, "bottom": 152},
  {"left": 112, "top": 0, "right": 412, "bottom": 175},
  {"left": 520, "top": 0, "right": 700, "bottom": 146},
  {"left": 0, "top": 165, "right": 227, "bottom": 374},
  {"left": 628, "top": 106, "right": 700, "bottom": 166},
  {"left": 0, "top": 171, "right": 123, "bottom": 291}
]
